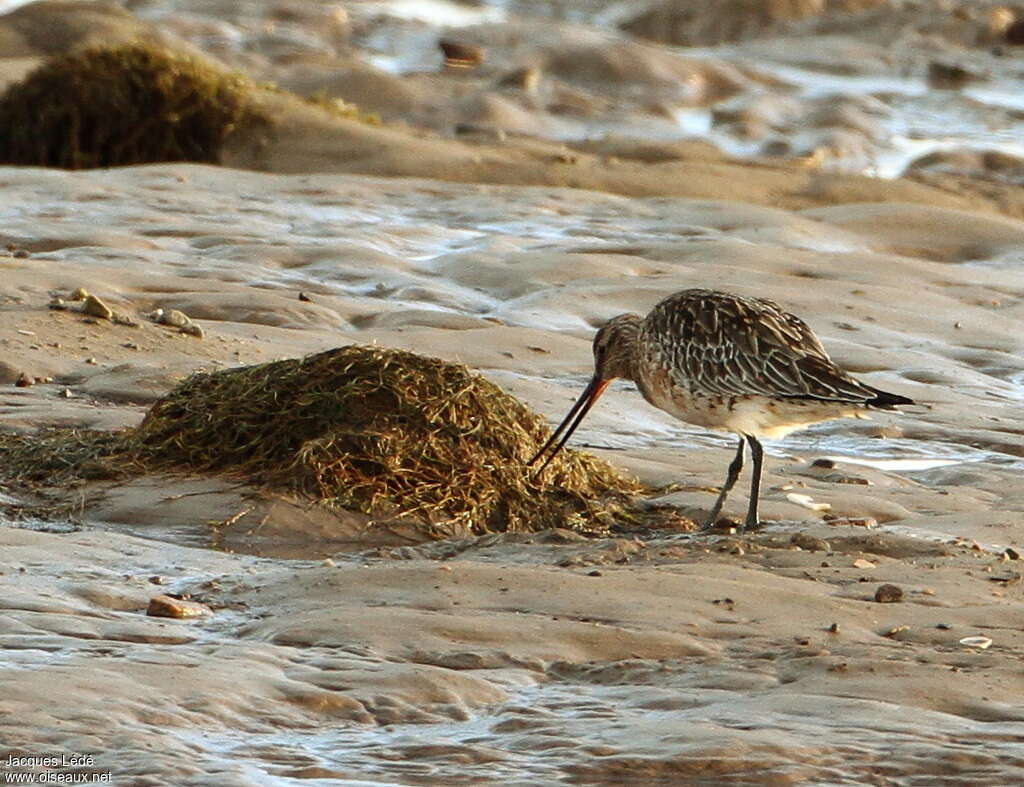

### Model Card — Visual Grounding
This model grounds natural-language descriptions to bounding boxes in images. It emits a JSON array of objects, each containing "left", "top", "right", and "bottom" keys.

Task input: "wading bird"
[{"left": 530, "top": 288, "right": 913, "bottom": 531}]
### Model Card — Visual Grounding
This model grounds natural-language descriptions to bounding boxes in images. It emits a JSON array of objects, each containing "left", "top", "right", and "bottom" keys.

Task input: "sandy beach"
[{"left": 1, "top": 0, "right": 1023, "bottom": 783}]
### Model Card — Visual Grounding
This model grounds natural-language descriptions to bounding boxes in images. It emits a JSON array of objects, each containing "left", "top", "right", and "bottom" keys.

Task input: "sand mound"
[
  {"left": 0, "top": 42, "right": 262, "bottom": 168},
  {"left": 118, "top": 346, "right": 638, "bottom": 536}
]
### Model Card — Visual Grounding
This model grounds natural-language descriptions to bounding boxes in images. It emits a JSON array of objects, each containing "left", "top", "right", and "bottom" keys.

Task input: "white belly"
[{"left": 639, "top": 381, "right": 866, "bottom": 439}]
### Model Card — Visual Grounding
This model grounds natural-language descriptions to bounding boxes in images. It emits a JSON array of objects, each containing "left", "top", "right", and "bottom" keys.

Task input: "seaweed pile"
[
  {"left": 0, "top": 42, "right": 263, "bottom": 168},
  {"left": 0, "top": 347, "right": 640, "bottom": 536}
]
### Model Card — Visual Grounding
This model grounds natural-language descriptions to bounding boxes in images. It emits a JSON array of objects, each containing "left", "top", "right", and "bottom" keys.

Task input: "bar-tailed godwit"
[{"left": 530, "top": 288, "right": 914, "bottom": 531}]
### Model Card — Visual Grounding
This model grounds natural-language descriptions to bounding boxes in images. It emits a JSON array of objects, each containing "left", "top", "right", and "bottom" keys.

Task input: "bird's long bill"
[{"left": 528, "top": 376, "right": 611, "bottom": 476}]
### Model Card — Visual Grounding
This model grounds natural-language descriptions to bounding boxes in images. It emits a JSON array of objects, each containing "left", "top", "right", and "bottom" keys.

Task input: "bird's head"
[
  {"left": 528, "top": 312, "right": 642, "bottom": 473},
  {"left": 592, "top": 313, "right": 643, "bottom": 382}
]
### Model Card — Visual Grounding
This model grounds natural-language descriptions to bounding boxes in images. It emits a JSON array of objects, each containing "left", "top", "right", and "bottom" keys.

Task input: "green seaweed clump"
[{"left": 0, "top": 42, "right": 263, "bottom": 168}]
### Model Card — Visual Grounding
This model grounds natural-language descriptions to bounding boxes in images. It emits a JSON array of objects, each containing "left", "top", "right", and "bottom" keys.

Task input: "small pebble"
[
  {"left": 958, "top": 635, "right": 992, "bottom": 650},
  {"left": 874, "top": 583, "right": 904, "bottom": 603},
  {"left": 146, "top": 594, "right": 213, "bottom": 619},
  {"left": 298, "top": 292, "right": 312, "bottom": 302},
  {"left": 852, "top": 558, "right": 876, "bottom": 569},
  {"left": 828, "top": 622, "right": 839, "bottom": 634},
  {"left": 158, "top": 309, "right": 192, "bottom": 328},
  {"left": 48, "top": 297, "right": 67, "bottom": 311},
  {"left": 179, "top": 323, "right": 204, "bottom": 339},
  {"left": 14, "top": 372, "right": 33, "bottom": 387},
  {"left": 82, "top": 294, "right": 113, "bottom": 320},
  {"left": 439, "top": 38, "right": 485, "bottom": 67},
  {"left": 1005, "top": 547, "right": 1021, "bottom": 560},
  {"left": 84, "top": 357, "right": 98, "bottom": 365},
  {"left": 791, "top": 532, "right": 830, "bottom": 552},
  {"left": 69, "top": 287, "right": 89, "bottom": 301},
  {"left": 12, "top": 249, "right": 28, "bottom": 258}
]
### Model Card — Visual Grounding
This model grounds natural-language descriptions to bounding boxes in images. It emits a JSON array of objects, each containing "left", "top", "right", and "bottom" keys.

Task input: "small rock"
[
  {"left": 439, "top": 38, "right": 485, "bottom": 68},
  {"left": 927, "top": 61, "right": 977, "bottom": 89},
  {"left": 1005, "top": 547, "right": 1021, "bottom": 560},
  {"left": 148, "top": 576, "right": 165, "bottom": 585},
  {"left": 81, "top": 294, "right": 113, "bottom": 320},
  {"left": 498, "top": 66, "right": 541, "bottom": 92},
  {"left": 1006, "top": 18, "right": 1024, "bottom": 45},
  {"left": 60, "top": 388, "right": 73, "bottom": 398},
  {"left": 69, "top": 287, "right": 89, "bottom": 301},
  {"left": 146, "top": 594, "right": 213, "bottom": 619},
  {"left": 810, "top": 458, "right": 836, "bottom": 469},
  {"left": 587, "top": 570, "right": 602, "bottom": 577},
  {"left": 828, "top": 622, "right": 839, "bottom": 634},
  {"left": 322, "top": 557, "right": 336, "bottom": 567},
  {"left": 958, "top": 635, "right": 992, "bottom": 650},
  {"left": 84, "top": 357, "right": 98, "bottom": 365},
  {"left": 874, "top": 583, "right": 903, "bottom": 603},
  {"left": 12, "top": 249, "right": 28, "bottom": 258},
  {"left": 48, "top": 297, "right": 67, "bottom": 310},
  {"left": 852, "top": 558, "right": 876, "bottom": 569},
  {"left": 791, "top": 532, "right": 830, "bottom": 552},
  {"left": 298, "top": 292, "right": 312, "bottom": 302},
  {"left": 14, "top": 372, "right": 33, "bottom": 387},
  {"left": 179, "top": 323, "right": 204, "bottom": 339},
  {"left": 158, "top": 309, "right": 192, "bottom": 328}
]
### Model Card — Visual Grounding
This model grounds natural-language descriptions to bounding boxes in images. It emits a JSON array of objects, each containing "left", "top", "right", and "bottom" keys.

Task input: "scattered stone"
[
  {"left": 1005, "top": 547, "right": 1021, "bottom": 560},
  {"left": 791, "top": 532, "right": 830, "bottom": 552},
  {"left": 958, "top": 635, "right": 992, "bottom": 650},
  {"left": 14, "top": 372, "right": 33, "bottom": 387},
  {"left": 16, "top": 329, "right": 35, "bottom": 336},
  {"left": 587, "top": 570, "right": 602, "bottom": 577},
  {"left": 111, "top": 312, "right": 139, "bottom": 327},
  {"left": 926, "top": 61, "right": 978, "bottom": 89},
  {"left": 439, "top": 39, "right": 484, "bottom": 68},
  {"left": 84, "top": 357, "right": 98, "bottom": 365},
  {"left": 157, "top": 308, "right": 192, "bottom": 328},
  {"left": 179, "top": 323, "right": 204, "bottom": 339},
  {"left": 498, "top": 66, "right": 541, "bottom": 92},
  {"left": 82, "top": 294, "right": 113, "bottom": 320},
  {"left": 298, "top": 291, "right": 311, "bottom": 302},
  {"left": 826, "top": 516, "right": 877, "bottom": 528},
  {"left": 883, "top": 625, "right": 910, "bottom": 639},
  {"left": 148, "top": 576, "right": 165, "bottom": 585},
  {"left": 60, "top": 388, "right": 73, "bottom": 398},
  {"left": 69, "top": 287, "right": 89, "bottom": 301},
  {"left": 122, "top": 341, "right": 140, "bottom": 350},
  {"left": 936, "top": 623, "right": 952, "bottom": 630},
  {"left": 874, "top": 583, "right": 903, "bottom": 603},
  {"left": 48, "top": 297, "right": 67, "bottom": 310},
  {"left": 810, "top": 458, "right": 836, "bottom": 469},
  {"left": 828, "top": 622, "right": 839, "bottom": 634},
  {"left": 146, "top": 594, "right": 213, "bottom": 619},
  {"left": 1006, "top": 18, "right": 1024, "bottom": 45},
  {"left": 852, "top": 558, "right": 876, "bottom": 569},
  {"left": 322, "top": 557, "right": 336, "bottom": 568},
  {"left": 12, "top": 249, "right": 28, "bottom": 258},
  {"left": 785, "top": 492, "right": 831, "bottom": 512}
]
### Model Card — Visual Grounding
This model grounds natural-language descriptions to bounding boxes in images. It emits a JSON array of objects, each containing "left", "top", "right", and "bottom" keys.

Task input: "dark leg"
[
  {"left": 741, "top": 435, "right": 764, "bottom": 533},
  {"left": 702, "top": 436, "right": 746, "bottom": 529}
]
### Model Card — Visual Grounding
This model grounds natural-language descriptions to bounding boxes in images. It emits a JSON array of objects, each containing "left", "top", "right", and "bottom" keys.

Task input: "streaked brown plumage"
[{"left": 530, "top": 288, "right": 914, "bottom": 531}]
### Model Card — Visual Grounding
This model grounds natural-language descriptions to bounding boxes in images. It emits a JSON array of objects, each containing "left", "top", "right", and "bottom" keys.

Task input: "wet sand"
[{"left": 2, "top": 0, "right": 1024, "bottom": 783}]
